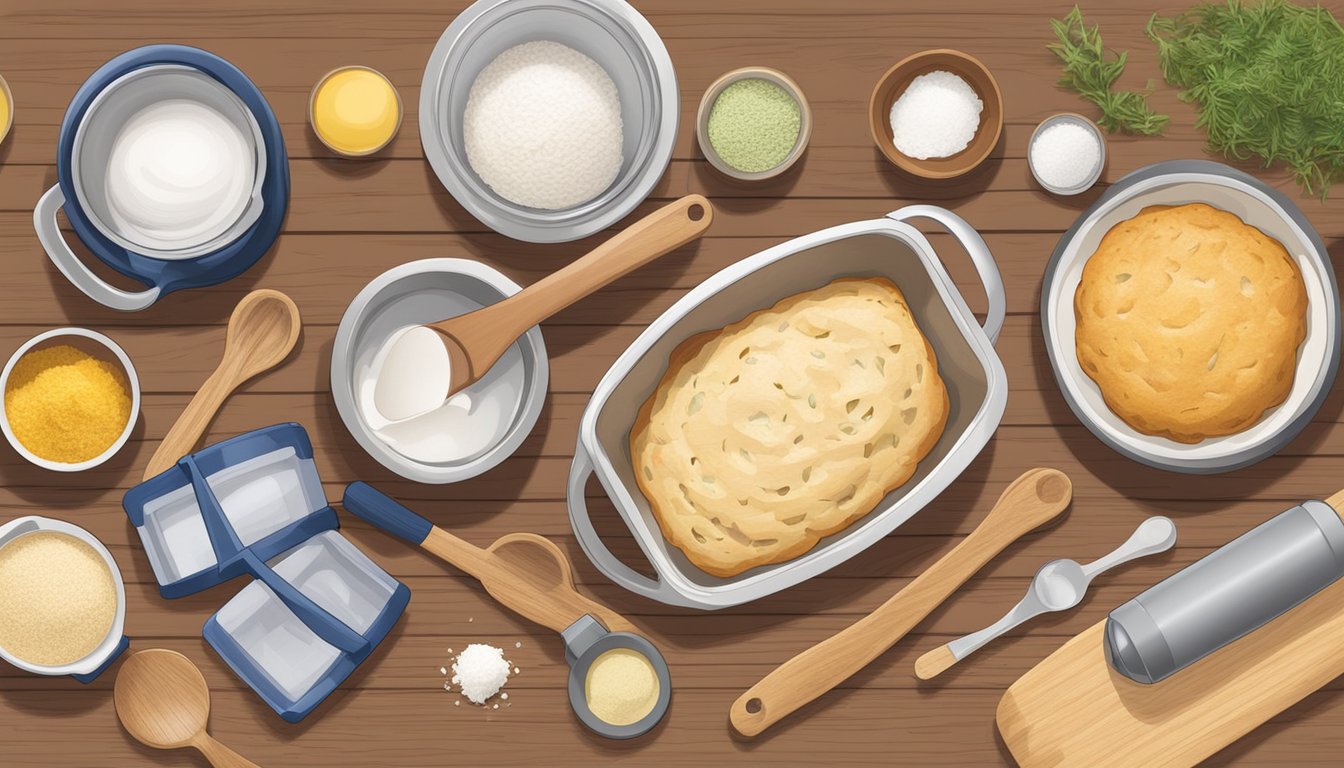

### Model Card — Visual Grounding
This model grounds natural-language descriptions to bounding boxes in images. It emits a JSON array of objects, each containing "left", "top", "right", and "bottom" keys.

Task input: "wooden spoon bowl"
[
  {"left": 143, "top": 289, "right": 301, "bottom": 479},
  {"left": 115, "top": 649, "right": 261, "bottom": 767}
]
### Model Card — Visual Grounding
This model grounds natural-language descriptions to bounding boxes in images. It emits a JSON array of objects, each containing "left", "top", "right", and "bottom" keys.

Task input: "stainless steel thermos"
[{"left": 1105, "top": 500, "right": 1344, "bottom": 684}]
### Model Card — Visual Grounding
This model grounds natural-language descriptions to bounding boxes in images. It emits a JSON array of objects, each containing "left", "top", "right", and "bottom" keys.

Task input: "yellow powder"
[
  {"left": 0, "top": 531, "right": 117, "bottom": 666},
  {"left": 0, "top": 79, "right": 10, "bottom": 140},
  {"left": 310, "top": 67, "right": 401, "bottom": 155},
  {"left": 584, "top": 648, "right": 660, "bottom": 726},
  {"left": 4, "top": 345, "right": 131, "bottom": 463}
]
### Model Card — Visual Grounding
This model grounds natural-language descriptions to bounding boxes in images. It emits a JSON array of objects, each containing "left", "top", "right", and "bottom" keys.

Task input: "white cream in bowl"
[{"left": 105, "top": 98, "right": 255, "bottom": 250}]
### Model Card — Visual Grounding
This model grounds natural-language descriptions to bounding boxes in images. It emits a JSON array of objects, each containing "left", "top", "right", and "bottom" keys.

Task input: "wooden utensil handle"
[
  {"left": 142, "top": 366, "right": 235, "bottom": 480},
  {"left": 193, "top": 733, "right": 262, "bottom": 768},
  {"left": 481, "top": 195, "right": 712, "bottom": 329},
  {"left": 730, "top": 468, "right": 1072, "bottom": 737},
  {"left": 420, "top": 527, "right": 493, "bottom": 580}
]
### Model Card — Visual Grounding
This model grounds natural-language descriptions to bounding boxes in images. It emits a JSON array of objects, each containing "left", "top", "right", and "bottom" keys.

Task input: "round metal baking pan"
[{"left": 1041, "top": 160, "right": 1340, "bottom": 474}]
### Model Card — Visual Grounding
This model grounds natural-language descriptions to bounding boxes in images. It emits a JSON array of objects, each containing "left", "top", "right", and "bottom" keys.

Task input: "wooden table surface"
[{"left": 2, "top": 1, "right": 1343, "bottom": 765}]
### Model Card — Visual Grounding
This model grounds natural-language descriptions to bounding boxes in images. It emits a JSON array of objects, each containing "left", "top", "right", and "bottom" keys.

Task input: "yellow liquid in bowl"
[{"left": 311, "top": 67, "right": 401, "bottom": 156}]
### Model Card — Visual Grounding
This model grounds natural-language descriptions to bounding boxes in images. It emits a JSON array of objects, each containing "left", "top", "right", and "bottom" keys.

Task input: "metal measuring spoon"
[{"left": 914, "top": 516, "right": 1177, "bottom": 680}]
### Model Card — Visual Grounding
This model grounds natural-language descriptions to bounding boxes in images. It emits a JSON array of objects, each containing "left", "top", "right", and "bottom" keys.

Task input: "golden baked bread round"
[
  {"left": 631, "top": 277, "right": 948, "bottom": 578},
  {"left": 1074, "top": 203, "right": 1307, "bottom": 444}
]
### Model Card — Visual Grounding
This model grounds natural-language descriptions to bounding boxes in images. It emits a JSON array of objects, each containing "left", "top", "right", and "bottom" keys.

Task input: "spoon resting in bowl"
[{"left": 370, "top": 194, "right": 713, "bottom": 425}]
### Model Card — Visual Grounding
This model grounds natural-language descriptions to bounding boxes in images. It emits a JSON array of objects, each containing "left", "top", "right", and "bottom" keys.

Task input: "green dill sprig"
[
  {"left": 1148, "top": 0, "right": 1344, "bottom": 199},
  {"left": 1048, "top": 6, "right": 1170, "bottom": 135}
]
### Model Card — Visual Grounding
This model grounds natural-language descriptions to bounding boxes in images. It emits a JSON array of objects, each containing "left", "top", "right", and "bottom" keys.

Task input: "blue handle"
[
  {"left": 71, "top": 636, "right": 130, "bottom": 684},
  {"left": 341, "top": 482, "right": 433, "bottom": 545},
  {"left": 183, "top": 456, "right": 246, "bottom": 572}
]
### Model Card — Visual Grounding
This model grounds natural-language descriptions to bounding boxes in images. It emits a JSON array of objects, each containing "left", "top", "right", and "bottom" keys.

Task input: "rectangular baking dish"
[{"left": 567, "top": 205, "right": 1008, "bottom": 608}]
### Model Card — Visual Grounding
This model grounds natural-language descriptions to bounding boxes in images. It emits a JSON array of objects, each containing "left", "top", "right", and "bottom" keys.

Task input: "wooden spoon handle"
[
  {"left": 193, "top": 733, "right": 262, "bottom": 768},
  {"left": 142, "top": 366, "right": 237, "bottom": 480},
  {"left": 729, "top": 468, "right": 1072, "bottom": 737},
  {"left": 445, "top": 195, "right": 713, "bottom": 338}
]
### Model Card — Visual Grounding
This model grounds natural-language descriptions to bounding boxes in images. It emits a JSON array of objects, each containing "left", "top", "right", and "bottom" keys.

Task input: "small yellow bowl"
[
  {"left": 0, "top": 74, "right": 13, "bottom": 147},
  {"left": 309, "top": 66, "right": 402, "bottom": 157}
]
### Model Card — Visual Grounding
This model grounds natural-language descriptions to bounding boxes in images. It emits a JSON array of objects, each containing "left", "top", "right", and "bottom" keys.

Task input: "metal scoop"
[{"left": 915, "top": 516, "right": 1177, "bottom": 680}]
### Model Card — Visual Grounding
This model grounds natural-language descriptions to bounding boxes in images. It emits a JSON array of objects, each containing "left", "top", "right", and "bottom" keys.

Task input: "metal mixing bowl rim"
[
  {"left": 330, "top": 258, "right": 549, "bottom": 484},
  {"left": 418, "top": 0, "right": 679, "bottom": 243}
]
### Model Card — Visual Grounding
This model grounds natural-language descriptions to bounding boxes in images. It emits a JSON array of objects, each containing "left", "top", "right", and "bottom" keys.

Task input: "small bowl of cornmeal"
[
  {"left": 309, "top": 65, "right": 402, "bottom": 156},
  {"left": 563, "top": 615, "right": 671, "bottom": 739},
  {"left": 0, "top": 327, "right": 140, "bottom": 472}
]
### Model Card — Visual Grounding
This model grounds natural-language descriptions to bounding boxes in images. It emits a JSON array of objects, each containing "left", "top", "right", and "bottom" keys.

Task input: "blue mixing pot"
[{"left": 34, "top": 45, "right": 288, "bottom": 311}]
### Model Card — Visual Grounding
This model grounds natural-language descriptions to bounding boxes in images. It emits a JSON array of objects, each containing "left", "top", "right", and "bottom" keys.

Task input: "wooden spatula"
[{"left": 730, "top": 468, "right": 1073, "bottom": 737}]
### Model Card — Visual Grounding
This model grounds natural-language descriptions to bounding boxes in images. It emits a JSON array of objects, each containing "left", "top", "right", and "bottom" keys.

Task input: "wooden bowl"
[
  {"left": 868, "top": 49, "right": 1003, "bottom": 180},
  {"left": 696, "top": 66, "right": 812, "bottom": 182}
]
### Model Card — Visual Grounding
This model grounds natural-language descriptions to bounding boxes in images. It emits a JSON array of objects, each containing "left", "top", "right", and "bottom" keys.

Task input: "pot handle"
[
  {"left": 886, "top": 204, "right": 1005, "bottom": 343},
  {"left": 35, "top": 185, "right": 161, "bottom": 312},
  {"left": 70, "top": 635, "right": 130, "bottom": 684},
  {"left": 567, "top": 442, "right": 689, "bottom": 607}
]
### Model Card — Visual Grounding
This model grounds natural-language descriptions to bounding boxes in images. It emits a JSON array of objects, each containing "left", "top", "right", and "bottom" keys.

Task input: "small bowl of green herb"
[{"left": 696, "top": 67, "right": 811, "bottom": 182}]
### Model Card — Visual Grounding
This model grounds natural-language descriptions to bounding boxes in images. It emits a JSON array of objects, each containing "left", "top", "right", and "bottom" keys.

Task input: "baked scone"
[
  {"left": 631, "top": 277, "right": 948, "bottom": 577},
  {"left": 1074, "top": 203, "right": 1307, "bottom": 443}
]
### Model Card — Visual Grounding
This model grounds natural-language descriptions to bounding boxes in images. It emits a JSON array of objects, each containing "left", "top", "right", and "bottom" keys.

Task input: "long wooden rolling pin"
[{"left": 730, "top": 468, "right": 1073, "bottom": 737}]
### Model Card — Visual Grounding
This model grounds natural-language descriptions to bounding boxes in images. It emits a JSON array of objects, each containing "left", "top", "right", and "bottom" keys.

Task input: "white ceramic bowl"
[
  {"left": 0, "top": 327, "right": 141, "bottom": 472},
  {"left": 0, "top": 516, "right": 128, "bottom": 679},
  {"left": 331, "top": 259, "right": 549, "bottom": 484},
  {"left": 1042, "top": 161, "right": 1340, "bottom": 473}
]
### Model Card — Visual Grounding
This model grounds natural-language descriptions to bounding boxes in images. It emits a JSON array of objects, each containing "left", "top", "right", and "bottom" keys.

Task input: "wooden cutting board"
[{"left": 997, "top": 492, "right": 1344, "bottom": 768}]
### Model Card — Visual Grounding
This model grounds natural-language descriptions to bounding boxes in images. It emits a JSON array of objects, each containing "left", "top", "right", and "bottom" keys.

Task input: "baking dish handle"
[
  {"left": 34, "top": 185, "right": 161, "bottom": 312},
  {"left": 886, "top": 204, "right": 1005, "bottom": 343},
  {"left": 568, "top": 443, "right": 686, "bottom": 606}
]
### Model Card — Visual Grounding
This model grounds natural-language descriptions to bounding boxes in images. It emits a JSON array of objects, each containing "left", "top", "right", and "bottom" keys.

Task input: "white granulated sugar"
[
  {"left": 1030, "top": 122, "right": 1101, "bottom": 191},
  {"left": 451, "top": 643, "right": 511, "bottom": 705},
  {"left": 889, "top": 70, "right": 983, "bottom": 160},
  {"left": 464, "top": 40, "right": 624, "bottom": 210}
]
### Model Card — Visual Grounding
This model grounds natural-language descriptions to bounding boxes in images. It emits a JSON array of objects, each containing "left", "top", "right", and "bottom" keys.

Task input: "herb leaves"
[
  {"left": 1149, "top": 0, "right": 1344, "bottom": 198},
  {"left": 1048, "top": 6, "right": 1169, "bottom": 136}
]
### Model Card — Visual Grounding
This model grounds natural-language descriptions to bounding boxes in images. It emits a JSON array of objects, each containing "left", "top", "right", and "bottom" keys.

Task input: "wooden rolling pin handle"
[{"left": 730, "top": 468, "right": 1072, "bottom": 737}]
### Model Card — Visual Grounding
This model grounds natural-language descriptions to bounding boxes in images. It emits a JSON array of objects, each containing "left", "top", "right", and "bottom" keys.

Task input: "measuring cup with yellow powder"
[
  {"left": 0, "top": 516, "right": 130, "bottom": 682},
  {"left": 309, "top": 66, "right": 402, "bottom": 156},
  {"left": 564, "top": 615, "right": 671, "bottom": 738}
]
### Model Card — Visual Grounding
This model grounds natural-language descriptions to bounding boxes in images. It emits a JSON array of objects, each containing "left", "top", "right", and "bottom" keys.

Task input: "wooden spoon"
[
  {"left": 143, "top": 290, "right": 301, "bottom": 480},
  {"left": 729, "top": 468, "right": 1073, "bottom": 737},
  {"left": 115, "top": 649, "right": 262, "bottom": 768},
  {"left": 341, "top": 481, "right": 634, "bottom": 634},
  {"left": 372, "top": 194, "right": 713, "bottom": 422}
]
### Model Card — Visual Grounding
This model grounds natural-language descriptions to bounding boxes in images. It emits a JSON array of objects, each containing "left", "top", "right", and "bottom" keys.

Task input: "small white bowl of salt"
[{"left": 1029, "top": 113, "right": 1106, "bottom": 195}]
